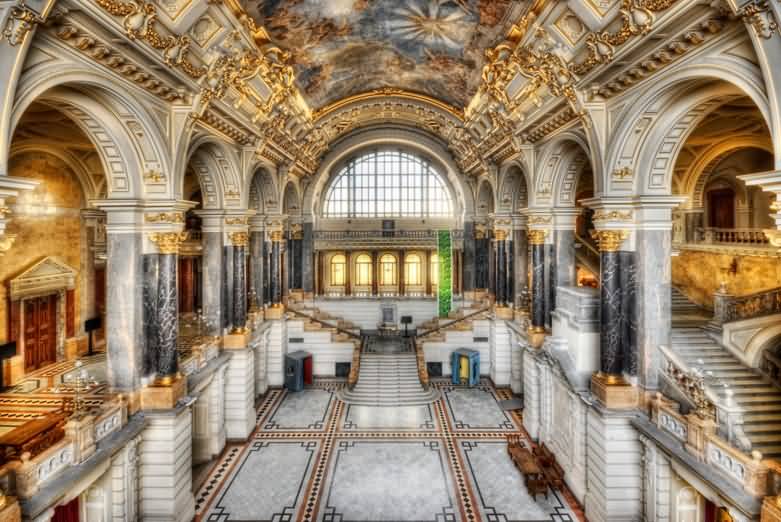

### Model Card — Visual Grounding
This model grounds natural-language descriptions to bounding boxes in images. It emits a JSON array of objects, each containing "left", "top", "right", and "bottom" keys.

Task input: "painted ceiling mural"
[{"left": 243, "top": 0, "right": 521, "bottom": 110}]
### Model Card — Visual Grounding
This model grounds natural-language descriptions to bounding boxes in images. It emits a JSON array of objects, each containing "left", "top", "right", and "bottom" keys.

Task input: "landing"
[
  {"left": 363, "top": 334, "right": 413, "bottom": 354},
  {"left": 196, "top": 380, "right": 584, "bottom": 522}
]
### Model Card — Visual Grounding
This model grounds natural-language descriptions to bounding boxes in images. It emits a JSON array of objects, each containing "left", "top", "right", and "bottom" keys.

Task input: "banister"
[{"left": 416, "top": 307, "right": 490, "bottom": 339}]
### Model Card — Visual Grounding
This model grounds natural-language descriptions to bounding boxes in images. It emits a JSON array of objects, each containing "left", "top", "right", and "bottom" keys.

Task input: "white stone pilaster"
[
  {"left": 254, "top": 326, "right": 270, "bottom": 396},
  {"left": 490, "top": 319, "right": 511, "bottom": 386},
  {"left": 139, "top": 404, "right": 196, "bottom": 522},
  {"left": 225, "top": 347, "right": 255, "bottom": 440},
  {"left": 584, "top": 407, "right": 643, "bottom": 522},
  {"left": 266, "top": 319, "right": 288, "bottom": 387},
  {"left": 640, "top": 435, "right": 671, "bottom": 522},
  {"left": 193, "top": 364, "right": 228, "bottom": 463},
  {"left": 522, "top": 347, "right": 540, "bottom": 440},
  {"left": 110, "top": 435, "right": 140, "bottom": 522},
  {"left": 510, "top": 336, "right": 523, "bottom": 395}
]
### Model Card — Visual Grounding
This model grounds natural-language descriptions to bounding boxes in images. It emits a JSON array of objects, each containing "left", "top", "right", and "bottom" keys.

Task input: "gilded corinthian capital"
[
  {"left": 149, "top": 231, "right": 188, "bottom": 254},
  {"left": 590, "top": 230, "right": 629, "bottom": 252},
  {"left": 228, "top": 231, "right": 249, "bottom": 247},
  {"left": 527, "top": 230, "right": 548, "bottom": 245}
]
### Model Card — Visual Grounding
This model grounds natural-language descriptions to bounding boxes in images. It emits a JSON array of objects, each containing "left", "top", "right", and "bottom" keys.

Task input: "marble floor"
[{"left": 196, "top": 379, "right": 583, "bottom": 522}]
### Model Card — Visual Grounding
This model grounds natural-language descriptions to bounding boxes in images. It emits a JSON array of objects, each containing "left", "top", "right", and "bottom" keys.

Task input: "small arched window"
[
  {"left": 379, "top": 254, "right": 397, "bottom": 286},
  {"left": 405, "top": 254, "right": 422, "bottom": 286},
  {"left": 355, "top": 254, "right": 372, "bottom": 286},
  {"left": 430, "top": 253, "right": 439, "bottom": 287},
  {"left": 330, "top": 254, "right": 346, "bottom": 286}
]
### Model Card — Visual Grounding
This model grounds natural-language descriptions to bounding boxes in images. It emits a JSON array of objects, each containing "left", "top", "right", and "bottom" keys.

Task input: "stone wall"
[
  {"left": 0, "top": 152, "right": 87, "bottom": 342},
  {"left": 672, "top": 250, "right": 781, "bottom": 308}
]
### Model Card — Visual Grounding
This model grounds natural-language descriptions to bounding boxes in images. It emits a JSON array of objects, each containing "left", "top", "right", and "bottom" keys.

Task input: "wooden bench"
[
  {"left": 534, "top": 443, "right": 565, "bottom": 491},
  {"left": 507, "top": 435, "right": 549, "bottom": 499}
]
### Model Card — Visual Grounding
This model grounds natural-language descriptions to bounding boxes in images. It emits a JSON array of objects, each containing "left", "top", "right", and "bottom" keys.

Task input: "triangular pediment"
[{"left": 8, "top": 257, "right": 77, "bottom": 301}]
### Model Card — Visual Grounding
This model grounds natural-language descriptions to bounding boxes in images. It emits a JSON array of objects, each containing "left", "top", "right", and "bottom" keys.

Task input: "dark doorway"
[
  {"left": 708, "top": 188, "right": 736, "bottom": 228},
  {"left": 24, "top": 294, "right": 57, "bottom": 372}
]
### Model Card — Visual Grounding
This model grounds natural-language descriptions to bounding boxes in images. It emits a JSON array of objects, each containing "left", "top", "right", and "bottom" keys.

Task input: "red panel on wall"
[{"left": 66, "top": 289, "right": 75, "bottom": 338}]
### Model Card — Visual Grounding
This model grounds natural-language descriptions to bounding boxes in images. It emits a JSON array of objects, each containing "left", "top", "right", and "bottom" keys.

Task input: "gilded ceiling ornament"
[
  {"left": 738, "top": 1, "right": 779, "bottom": 39},
  {"left": 149, "top": 231, "right": 188, "bottom": 255},
  {"left": 474, "top": 224, "right": 487, "bottom": 240},
  {"left": 225, "top": 189, "right": 240, "bottom": 199},
  {"left": 145, "top": 212, "right": 184, "bottom": 224},
  {"left": 593, "top": 210, "right": 633, "bottom": 222},
  {"left": 228, "top": 231, "right": 249, "bottom": 247},
  {"left": 527, "top": 230, "right": 548, "bottom": 245},
  {"left": 2, "top": 4, "right": 40, "bottom": 46},
  {"left": 290, "top": 223, "right": 303, "bottom": 240},
  {"left": 612, "top": 167, "right": 633, "bottom": 180},
  {"left": 143, "top": 170, "right": 165, "bottom": 183},
  {"left": 590, "top": 230, "right": 629, "bottom": 252}
]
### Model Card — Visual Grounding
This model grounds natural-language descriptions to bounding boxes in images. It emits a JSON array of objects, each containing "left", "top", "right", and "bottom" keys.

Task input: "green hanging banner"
[{"left": 437, "top": 230, "right": 452, "bottom": 318}]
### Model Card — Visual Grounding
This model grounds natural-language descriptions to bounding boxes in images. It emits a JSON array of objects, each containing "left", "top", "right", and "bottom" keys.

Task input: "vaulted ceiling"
[{"left": 242, "top": 0, "right": 527, "bottom": 109}]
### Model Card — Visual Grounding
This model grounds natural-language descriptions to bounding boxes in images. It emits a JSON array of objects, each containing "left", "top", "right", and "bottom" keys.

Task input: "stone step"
[
  {"left": 730, "top": 395, "right": 781, "bottom": 404},
  {"left": 716, "top": 386, "right": 779, "bottom": 396},
  {"left": 745, "top": 412, "right": 781, "bottom": 423},
  {"left": 738, "top": 403, "right": 781, "bottom": 412},
  {"left": 748, "top": 443, "right": 781, "bottom": 457},
  {"left": 743, "top": 423, "right": 781, "bottom": 434}
]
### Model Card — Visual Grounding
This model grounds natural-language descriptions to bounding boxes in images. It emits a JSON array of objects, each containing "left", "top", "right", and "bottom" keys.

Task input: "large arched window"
[
  {"left": 355, "top": 254, "right": 372, "bottom": 286},
  {"left": 330, "top": 254, "right": 346, "bottom": 286},
  {"left": 405, "top": 254, "right": 422, "bottom": 286},
  {"left": 324, "top": 150, "right": 453, "bottom": 218},
  {"left": 379, "top": 254, "right": 397, "bottom": 286}
]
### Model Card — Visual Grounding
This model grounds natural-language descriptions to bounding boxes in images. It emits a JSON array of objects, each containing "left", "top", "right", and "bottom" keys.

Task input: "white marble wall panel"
[
  {"left": 314, "top": 298, "right": 437, "bottom": 329},
  {"left": 490, "top": 320, "right": 512, "bottom": 386},
  {"left": 267, "top": 319, "right": 288, "bottom": 387}
]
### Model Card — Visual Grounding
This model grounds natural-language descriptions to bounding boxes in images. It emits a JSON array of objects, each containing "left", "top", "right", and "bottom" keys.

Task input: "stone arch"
[
  {"left": 282, "top": 179, "right": 301, "bottom": 216},
  {"left": 533, "top": 131, "right": 592, "bottom": 207},
  {"left": 245, "top": 159, "right": 280, "bottom": 216},
  {"left": 498, "top": 163, "right": 529, "bottom": 213},
  {"left": 10, "top": 67, "right": 172, "bottom": 200},
  {"left": 476, "top": 178, "right": 495, "bottom": 217},
  {"left": 605, "top": 63, "right": 772, "bottom": 197},
  {"left": 304, "top": 126, "right": 473, "bottom": 223},
  {"left": 185, "top": 136, "right": 243, "bottom": 210},
  {"left": 9, "top": 141, "right": 104, "bottom": 201}
]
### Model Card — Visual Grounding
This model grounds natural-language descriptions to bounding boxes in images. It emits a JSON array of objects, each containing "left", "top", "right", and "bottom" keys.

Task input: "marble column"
[
  {"left": 592, "top": 230, "right": 628, "bottom": 378},
  {"left": 302, "top": 222, "right": 314, "bottom": 293},
  {"left": 289, "top": 225, "right": 303, "bottom": 290},
  {"left": 495, "top": 230, "right": 507, "bottom": 306},
  {"left": 554, "top": 229, "right": 576, "bottom": 289},
  {"left": 475, "top": 226, "right": 489, "bottom": 289},
  {"left": 249, "top": 229, "right": 263, "bottom": 311},
  {"left": 230, "top": 232, "right": 248, "bottom": 333},
  {"left": 513, "top": 227, "right": 528, "bottom": 308},
  {"left": 106, "top": 230, "right": 144, "bottom": 391},
  {"left": 148, "top": 232, "right": 185, "bottom": 382},
  {"left": 528, "top": 230, "right": 547, "bottom": 331},
  {"left": 270, "top": 231, "right": 283, "bottom": 306},
  {"left": 463, "top": 221, "right": 476, "bottom": 291},
  {"left": 222, "top": 243, "right": 234, "bottom": 331},
  {"left": 263, "top": 238, "right": 270, "bottom": 305},
  {"left": 506, "top": 239, "right": 514, "bottom": 306},
  {"left": 142, "top": 254, "right": 159, "bottom": 376}
]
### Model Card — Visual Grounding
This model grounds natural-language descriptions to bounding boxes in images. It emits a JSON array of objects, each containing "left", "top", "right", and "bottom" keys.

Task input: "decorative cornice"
[
  {"left": 228, "top": 231, "right": 249, "bottom": 247},
  {"left": 149, "top": 231, "right": 188, "bottom": 254},
  {"left": 528, "top": 216, "right": 552, "bottom": 225},
  {"left": 225, "top": 216, "right": 249, "bottom": 226},
  {"left": 612, "top": 167, "right": 633, "bottom": 181},
  {"left": 145, "top": 212, "right": 184, "bottom": 224},
  {"left": 591, "top": 230, "right": 629, "bottom": 252},
  {"left": 312, "top": 88, "right": 464, "bottom": 121},
  {"left": 2, "top": 4, "right": 42, "bottom": 46},
  {"left": 527, "top": 230, "right": 548, "bottom": 245},
  {"left": 593, "top": 210, "right": 633, "bottom": 222}
]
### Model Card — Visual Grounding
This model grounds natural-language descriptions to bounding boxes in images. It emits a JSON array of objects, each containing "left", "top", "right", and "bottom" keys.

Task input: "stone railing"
[
  {"left": 347, "top": 338, "right": 363, "bottom": 391},
  {"left": 697, "top": 227, "right": 770, "bottom": 246},
  {"left": 5, "top": 395, "right": 127, "bottom": 499},
  {"left": 178, "top": 338, "right": 221, "bottom": 377},
  {"left": 315, "top": 230, "right": 438, "bottom": 240},
  {"left": 658, "top": 345, "right": 750, "bottom": 451},
  {"left": 713, "top": 286, "right": 781, "bottom": 324},
  {"left": 650, "top": 394, "right": 768, "bottom": 497}
]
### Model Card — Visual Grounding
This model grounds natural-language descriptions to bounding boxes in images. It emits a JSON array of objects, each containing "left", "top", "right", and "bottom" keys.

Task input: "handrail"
[
  {"left": 574, "top": 230, "right": 600, "bottom": 258},
  {"left": 416, "top": 307, "right": 491, "bottom": 339},
  {"left": 658, "top": 344, "right": 721, "bottom": 417},
  {"left": 286, "top": 307, "right": 361, "bottom": 340},
  {"left": 347, "top": 336, "right": 365, "bottom": 390},
  {"left": 696, "top": 227, "right": 769, "bottom": 245},
  {"left": 715, "top": 286, "right": 781, "bottom": 323}
]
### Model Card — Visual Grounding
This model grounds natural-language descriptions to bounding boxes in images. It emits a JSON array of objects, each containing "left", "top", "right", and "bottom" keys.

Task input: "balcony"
[
  {"left": 676, "top": 227, "right": 778, "bottom": 257},
  {"left": 314, "top": 229, "right": 446, "bottom": 249}
]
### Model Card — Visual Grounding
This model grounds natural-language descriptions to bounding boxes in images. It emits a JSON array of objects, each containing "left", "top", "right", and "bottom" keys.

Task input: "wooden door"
[
  {"left": 23, "top": 295, "right": 57, "bottom": 372},
  {"left": 708, "top": 188, "right": 736, "bottom": 228}
]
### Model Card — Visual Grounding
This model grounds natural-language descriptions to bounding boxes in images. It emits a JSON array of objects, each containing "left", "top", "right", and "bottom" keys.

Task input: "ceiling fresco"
[{"left": 243, "top": 0, "right": 521, "bottom": 110}]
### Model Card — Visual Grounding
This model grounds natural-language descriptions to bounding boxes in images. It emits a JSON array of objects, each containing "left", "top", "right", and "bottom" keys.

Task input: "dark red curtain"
[{"left": 52, "top": 497, "right": 79, "bottom": 522}]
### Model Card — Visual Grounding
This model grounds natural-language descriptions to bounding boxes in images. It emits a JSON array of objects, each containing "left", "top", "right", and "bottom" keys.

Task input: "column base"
[
  {"left": 527, "top": 326, "right": 546, "bottom": 349},
  {"left": 265, "top": 304, "right": 285, "bottom": 319},
  {"left": 590, "top": 373, "right": 639, "bottom": 410},
  {"left": 223, "top": 331, "right": 250, "bottom": 349},
  {"left": 495, "top": 305, "right": 514, "bottom": 320},
  {"left": 140, "top": 375, "right": 187, "bottom": 410}
]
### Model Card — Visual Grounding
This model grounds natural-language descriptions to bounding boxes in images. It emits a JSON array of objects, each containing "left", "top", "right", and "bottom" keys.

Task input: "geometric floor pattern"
[{"left": 196, "top": 379, "right": 585, "bottom": 522}]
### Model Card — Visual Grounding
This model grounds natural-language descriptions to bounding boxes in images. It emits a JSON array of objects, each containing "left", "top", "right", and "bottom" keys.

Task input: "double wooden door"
[{"left": 24, "top": 295, "right": 57, "bottom": 372}]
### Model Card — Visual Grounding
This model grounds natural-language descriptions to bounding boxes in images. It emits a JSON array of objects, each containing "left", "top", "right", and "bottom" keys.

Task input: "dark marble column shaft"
[
  {"left": 496, "top": 238, "right": 506, "bottom": 305},
  {"left": 600, "top": 250, "right": 623, "bottom": 376},
  {"left": 232, "top": 244, "right": 247, "bottom": 331},
  {"left": 249, "top": 231, "right": 263, "bottom": 310},
  {"left": 271, "top": 235, "right": 282, "bottom": 305},
  {"left": 463, "top": 221, "right": 476, "bottom": 291},
  {"left": 506, "top": 240, "right": 514, "bottom": 306},
  {"left": 302, "top": 222, "right": 314, "bottom": 293},
  {"left": 142, "top": 254, "right": 159, "bottom": 376},
  {"left": 530, "top": 239, "right": 546, "bottom": 329},
  {"left": 156, "top": 253, "right": 179, "bottom": 377},
  {"left": 513, "top": 229, "right": 528, "bottom": 307}
]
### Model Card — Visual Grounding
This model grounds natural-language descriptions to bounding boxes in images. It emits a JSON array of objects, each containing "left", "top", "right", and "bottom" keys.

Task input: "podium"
[
  {"left": 285, "top": 350, "right": 313, "bottom": 392},
  {"left": 451, "top": 348, "right": 480, "bottom": 386}
]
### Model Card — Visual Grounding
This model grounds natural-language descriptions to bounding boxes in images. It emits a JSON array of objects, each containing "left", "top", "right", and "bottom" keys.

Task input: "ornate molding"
[
  {"left": 590, "top": 230, "right": 629, "bottom": 252},
  {"left": 225, "top": 216, "right": 248, "bottom": 226},
  {"left": 764, "top": 229, "right": 781, "bottom": 248},
  {"left": 270, "top": 230, "right": 283, "bottom": 242},
  {"left": 2, "top": 3, "right": 41, "bottom": 46},
  {"left": 738, "top": 1, "right": 779, "bottom": 39},
  {"left": 228, "top": 231, "right": 248, "bottom": 246},
  {"left": 145, "top": 212, "right": 184, "bottom": 224},
  {"left": 0, "top": 234, "right": 16, "bottom": 255},
  {"left": 313, "top": 88, "right": 464, "bottom": 121},
  {"left": 612, "top": 167, "right": 633, "bottom": 181},
  {"left": 528, "top": 216, "right": 552, "bottom": 225},
  {"left": 143, "top": 170, "right": 165, "bottom": 184},
  {"left": 148, "top": 231, "right": 188, "bottom": 254},
  {"left": 593, "top": 210, "right": 633, "bottom": 222},
  {"left": 290, "top": 223, "right": 303, "bottom": 240}
]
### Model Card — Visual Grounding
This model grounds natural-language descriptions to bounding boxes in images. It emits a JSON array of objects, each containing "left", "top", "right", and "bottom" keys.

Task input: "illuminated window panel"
[
  {"left": 405, "top": 254, "right": 422, "bottom": 285},
  {"left": 331, "top": 254, "right": 346, "bottom": 286},
  {"left": 323, "top": 150, "right": 453, "bottom": 218},
  {"left": 355, "top": 254, "right": 372, "bottom": 286},
  {"left": 379, "top": 254, "right": 397, "bottom": 285}
]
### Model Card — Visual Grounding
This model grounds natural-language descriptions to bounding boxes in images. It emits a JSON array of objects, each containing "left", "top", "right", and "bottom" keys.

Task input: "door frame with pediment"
[{"left": 6, "top": 257, "right": 78, "bottom": 373}]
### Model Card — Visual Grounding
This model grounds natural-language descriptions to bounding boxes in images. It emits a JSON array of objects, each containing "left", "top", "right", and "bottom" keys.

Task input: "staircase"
[
  {"left": 670, "top": 289, "right": 781, "bottom": 458},
  {"left": 337, "top": 350, "right": 440, "bottom": 407}
]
